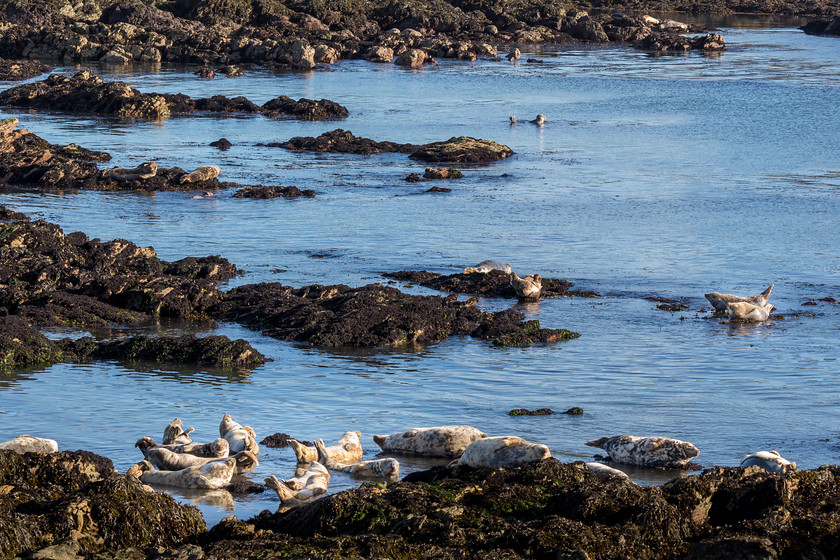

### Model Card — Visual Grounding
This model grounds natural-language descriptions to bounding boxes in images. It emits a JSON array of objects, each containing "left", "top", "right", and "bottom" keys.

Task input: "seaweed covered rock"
[
  {"left": 66, "top": 334, "right": 268, "bottom": 368},
  {"left": 384, "top": 269, "right": 576, "bottom": 298},
  {"left": 215, "top": 282, "right": 578, "bottom": 348},
  {"left": 0, "top": 315, "right": 67, "bottom": 370},
  {"left": 232, "top": 185, "right": 316, "bottom": 198},
  {"left": 0, "top": 57, "right": 53, "bottom": 80},
  {"left": 0, "top": 450, "right": 206, "bottom": 558},
  {"left": 409, "top": 136, "right": 514, "bottom": 163},
  {"left": 271, "top": 128, "right": 419, "bottom": 155},
  {"left": 261, "top": 95, "right": 349, "bottom": 119}
]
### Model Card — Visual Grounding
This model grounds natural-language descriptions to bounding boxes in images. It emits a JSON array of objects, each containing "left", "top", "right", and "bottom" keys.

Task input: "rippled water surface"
[{"left": 1, "top": 19, "right": 839, "bottom": 525}]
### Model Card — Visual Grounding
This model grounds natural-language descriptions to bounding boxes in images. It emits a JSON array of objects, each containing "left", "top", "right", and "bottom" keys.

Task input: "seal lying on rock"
[
  {"left": 315, "top": 439, "right": 399, "bottom": 479},
  {"left": 727, "top": 301, "right": 774, "bottom": 322},
  {"left": 452, "top": 436, "right": 550, "bottom": 468},
  {"left": 135, "top": 436, "right": 230, "bottom": 458},
  {"left": 219, "top": 414, "right": 259, "bottom": 455},
  {"left": 741, "top": 451, "right": 796, "bottom": 474},
  {"left": 586, "top": 462, "right": 631, "bottom": 479},
  {"left": 179, "top": 165, "right": 221, "bottom": 184},
  {"left": 510, "top": 272, "right": 542, "bottom": 299},
  {"left": 705, "top": 285, "right": 773, "bottom": 313},
  {"left": 373, "top": 425, "right": 488, "bottom": 458},
  {"left": 0, "top": 435, "right": 58, "bottom": 454},
  {"left": 265, "top": 462, "right": 330, "bottom": 506},
  {"left": 143, "top": 447, "right": 258, "bottom": 473},
  {"left": 163, "top": 418, "right": 194, "bottom": 445},
  {"left": 464, "top": 260, "right": 512, "bottom": 274},
  {"left": 289, "top": 431, "right": 362, "bottom": 464},
  {"left": 127, "top": 456, "right": 242, "bottom": 489},
  {"left": 585, "top": 435, "right": 699, "bottom": 468},
  {"left": 101, "top": 161, "right": 157, "bottom": 181}
]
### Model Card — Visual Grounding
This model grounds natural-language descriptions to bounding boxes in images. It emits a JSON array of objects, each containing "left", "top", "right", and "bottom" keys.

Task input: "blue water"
[{"left": 1, "top": 18, "right": 839, "bottom": 525}]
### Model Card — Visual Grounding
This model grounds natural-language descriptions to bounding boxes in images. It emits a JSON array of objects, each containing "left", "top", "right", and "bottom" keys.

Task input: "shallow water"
[{"left": 1, "top": 20, "right": 839, "bottom": 525}]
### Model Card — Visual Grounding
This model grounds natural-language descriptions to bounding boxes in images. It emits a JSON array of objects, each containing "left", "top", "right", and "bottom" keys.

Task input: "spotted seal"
[
  {"left": 289, "top": 431, "right": 362, "bottom": 464},
  {"left": 727, "top": 301, "right": 774, "bottom": 322},
  {"left": 705, "top": 285, "right": 773, "bottom": 313},
  {"left": 453, "top": 436, "right": 550, "bottom": 468},
  {"left": 135, "top": 436, "right": 229, "bottom": 459},
  {"left": 464, "top": 260, "right": 513, "bottom": 274},
  {"left": 0, "top": 435, "right": 58, "bottom": 454},
  {"left": 180, "top": 165, "right": 221, "bottom": 184},
  {"left": 373, "top": 425, "right": 488, "bottom": 458},
  {"left": 219, "top": 414, "right": 260, "bottom": 455},
  {"left": 315, "top": 439, "right": 399, "bottom": 479},
  {"left": 101, "top": 161, "right": 158, "bottom": 181},
  {"left": 509, "top": 272, "right": 542, "bottom": 299},
  {"left": 740, "top": 451, "right": 796, "bottom": 474},
  {"left": 585, "top": 435, "right": 699, "bottom": 468},
  {"left": 162, "top": 418, "right": 194, "bottom": 445},
  {"left": 127, "top": 456, "right": 242, "bottom": 489},
  {"left": 265, "top": 461, "right": 330, "bottom": 506},
  {"left": 585, "top": 462, "right": 631, "bottom": 479}
]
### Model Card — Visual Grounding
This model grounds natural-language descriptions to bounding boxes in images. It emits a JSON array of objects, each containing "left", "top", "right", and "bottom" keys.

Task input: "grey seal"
[
  {"left": 127, "top": 456, "right": 243, "bottom": 489},
  {"left": 0, "top": 435, "right": 58, "bottom": 454},
  {"left": 453, "top": 436, "right": 550, "bottom": 468},
  {"left": 373, "top": 425, "right": 487, "bottom": 458},
  {"left": 219, "top": 414, "right": 259, "bottom": 455},
  {"left": 464, "top": 260, "right": 513, "bottom": 274},
  {"left": 740, "top": 451, "right": 796, "bottom": 474},
  {"left": 705, "top": 285, "right": 773, "bottom": 313},
  {"left": 180, "top": 165, "right": 221, "bottom": 184},
  {"left": 162, "top": 418, "right": 194, "bottom": 445},
  {"left": 290, "top": 431, "right": 362, "bottom": 464},
  {"left": 265, "top": 461, "right": 330, "bottom": 506},
  {"left": 728, "top": 301, "right": 774, "bottom": 322},
  {"left": 135, "top": 436, "right": 229, "bottom": 458},
  {"left": 102, "top": 161, "right": 157, "bottom": 181},
  {"left": 315, "top": 439, "right": 399, "bottom": 479},
  {"left": 509, "top": 272, "right": 542, "bottom": 299},
  {"left": 585, "top": 435, "right": 699, "bottom": 468}
]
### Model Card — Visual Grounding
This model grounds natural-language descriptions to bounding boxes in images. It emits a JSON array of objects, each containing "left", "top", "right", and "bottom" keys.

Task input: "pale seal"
[
  {"left": 127, "top": 456, "right": 242, "bottom": 489},
  {"left": 705, "top": 285, "right": 773, "bottom": 313},
  {"left": 453, "top": 436, "right": 550, "bottom": 469},
  {"left": 101, "top": 161, "right": 157, "bottom": 181},
  {"left": 585, "top": 435, "right": 699, "bottom": 468},
  {"left": 740, "top": 451, "right": 796, "bottom": 474},
  {"left": 264, "top": 461, "right": 330, "bottom": 507},
  {"left": 314, "top": 439, "right": 399, "bottom": 479},
  {"left": 219, "top": 414, "right": 260, "bottom": 456},
  {"left": 373, "top": 425, "right": 488, "bottom": 458},
  {"left": 727, "top": 301, "right": 774, "bottom": 322},
  {"left": 0, "top": 435, "right": 58, "bottom": 454},
  {"left": 289, "top": 431, "right": 362, "bottom": 464},
  {"left": 135, "top": 436, "right": 229, "bottom": 458},
  {"left": 509, "top": 272, "right": 542, "bottom": 299},
  {"left": 464, "top": 260, "right": 513, "bottom": 274},
  {"left": 143, "top": 447, "right": 258, "bottom": 474},
  {"left": 585, "top": 462, "right": 631, "bottom": 480},
  {"left": 162, "top": 418, "right": 194, "bottom": 445},
  {"left": 180, "top": 165, "right": 221, "bottom": 184}
]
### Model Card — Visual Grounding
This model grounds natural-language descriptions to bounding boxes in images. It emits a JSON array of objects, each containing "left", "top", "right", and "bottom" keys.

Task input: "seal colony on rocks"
[
  {"left": 373, "top": 425, "right": 488, "bottom": 457},
  {"left": 585, "top": 435, "right": 700, "bottom": 468}
]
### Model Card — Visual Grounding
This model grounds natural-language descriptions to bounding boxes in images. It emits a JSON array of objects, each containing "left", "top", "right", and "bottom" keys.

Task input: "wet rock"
[
  {"left": 260, "top": 433, "right": 313, "bottom": 448},
  {"left": 231, "top": 185, "right": 316, "bottom": 198},
  {"left": 635, "top": 32, "right": 692, "bottom": 52},
  {"left": 364, "top": 45, "right": 394, "bottom": 62},
  {"left": 509, "top": 408, "right": 555, "bottom": 415},
  {"left": 261, "top": 95, "right": 349, "bottom": 119},
  {"left": 424, "top": 167, "right": 463, "bottom": 179},
  {"left": 410, "top": 136, "right": 514, "bottom": 163},
  {"left": 210, "top": 138, "right": 232, "bottom": 150},
  {"left": 0, "top": 57, "right": 53, "bottom": 81},
  {"left": 471, "top": 308, "right": 580, "bottom": 347},
  {"left": 425, "top": 185, "right": 451, "bottom": 192},
  {"left": 65, "top": 334, "right": 268, "bottom": 368},
  {"left": 384, "top": 269, "right": 575, "bottom": 299},
  {"left": 192, "top": 95, "right": 263, "bottom": 113},
  {"left": 404, "top": 172, "right": 424, "bottom": 182},
  {"left": 0, "top": 315, "right": 67, "bottom": 370},
  {"left": 270, "top": 129, "right": 419, "bottom": 155},
  {"left": 394, "top": 48, "right": 429, "bottom": 67},
  {"left": 801, "top": 16, "right": 840, "bottom": 36},
  {"left": 691, "top": 32, "right": 726, "bottom": 50},
  {"left": 0, "top": 449, "right": 205, "bottom": 558},
  {"left": 563, "top": 407, "right": 584, "bottom": 415}
]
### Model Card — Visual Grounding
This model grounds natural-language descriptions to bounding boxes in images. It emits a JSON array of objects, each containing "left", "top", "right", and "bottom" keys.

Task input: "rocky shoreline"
[{"left": 3, "top": 449, "right": 840, "bottom": 559}]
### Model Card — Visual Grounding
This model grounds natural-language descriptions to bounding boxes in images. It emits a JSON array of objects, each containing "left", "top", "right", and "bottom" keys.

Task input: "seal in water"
[
  {"left": 135, "top": 436, "right": 230, "bottom": 459},
  {"left": 127, "top": 456, "right": 242, "bottom": 489},
  {"left": 452, "top": 435, "right": 550, "bottom": 468},
  {"left": 289, "top": 431, "right": 362, "bottom": 464},
  {"left": 162, "top": 418, "right": 194, "bottom": 445},
  {"left": 373, "top": 425, "right": 488, "bottom": 458},
  {"left": 101, "top": 161, "right": 158, "bottom": 181},
  {"left": 0, "top": 435, "right": 58, "bottom": 454},
  {"left": 705, "top": 285, "right": 773, "bottom": 313},
  {"left": 464, "top": 260, "right": 513, "bottom": 274},
  {"left": 530, "top": 114, "right": 546, "bottom": 126},
  {"left": 585, "top": 435, "right": 699, "bottom": 468},
  {"left": 585, "top": 462, "right": 631, "bottom": 480},
  {"left": 315, "top": 439, "right": 399, "bottom": 479},
  {"left": 265, "top": 461, "right": 330, "bottom": 506},
  {"left": 727, "top": 301, "right": 774, "bottom": 322},
  {"left": 180, "top": 165, "right": 221, "bottom": 184},
  {"left": 509, "top": 116, "right": 517, "bottom": 124},
  {"left": 509, "top": 272, "right": 542, "bottom": 299},
  {"left": 740, "top": 450, "right": 796, "bottom": 474},
  {"left": 219, "top": 414, "right": 260, "bottom": 455}
]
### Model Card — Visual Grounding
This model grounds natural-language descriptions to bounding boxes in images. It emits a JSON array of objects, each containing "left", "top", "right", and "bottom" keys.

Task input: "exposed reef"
[
  {"left": 232, "top": 185, "right": 316, "bottom": 198},
  {"left": 0, "top": 56, "right": 52, "bottom": 80},
  {"left": 384, "top": 269, "right": 600, "bottom": 299},
  {"left": 800, "top": 16, "right": 840, "bottom": 35}
]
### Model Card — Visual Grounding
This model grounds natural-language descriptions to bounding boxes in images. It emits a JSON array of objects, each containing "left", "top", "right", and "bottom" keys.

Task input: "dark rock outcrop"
[
  {"left": 0, "top": 57, "right": 52, "bottom": 80},
  {"left": 232, "top": 185, "right": 316, "bottom": 198},
  {"left": 384, "top": 269, "right": 585, "bottom": 299},
  {"left": 801, "top": 16, "right": 840, "bottom": 36}
]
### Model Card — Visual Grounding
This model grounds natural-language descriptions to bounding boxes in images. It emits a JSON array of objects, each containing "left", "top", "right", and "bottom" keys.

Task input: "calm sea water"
[{"left": 1, "top": 17, "right": 839, "bottom": 525}]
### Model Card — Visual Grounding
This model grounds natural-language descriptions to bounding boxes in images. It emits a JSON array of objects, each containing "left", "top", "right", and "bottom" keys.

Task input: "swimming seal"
[
  {"left": 373, "top": 425, "right": 488, "bottom": 458},
  {"left": 315, "top": 439, "right": 399, "bottom": 479},
  {"left": 509, "top": 272, "right": 542, "bottom": 299},
  {"left": 464, "top": 260, "right": 513, "bottom": 274},
  {"left": 530, "top": 114, "right": 546, "bottom": 126},
  {"left": 219, "top": 414, "right": 260, "bottom": 456},
  {"left": 101, "top": 161, "right": 157, "bottom": 181},
  {"left": 289, "top": 431, "right": 362, "bottom": 464},
  {"left": 0, "top": 435, "right": 58, "bottom": 454},
  {"left": 740, "top": 450, "right": 796, "bottom": 474},
  {"left": 585, "top": 435, "right": 699, "bottom": 468},
  {"left": 705, "top": 285, "right": 773, "bottom": 313},
  {"left": 453, "top": 435, "right": 550, "bottom": 468}
]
